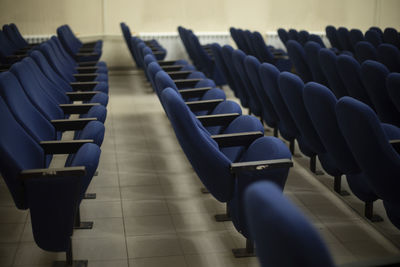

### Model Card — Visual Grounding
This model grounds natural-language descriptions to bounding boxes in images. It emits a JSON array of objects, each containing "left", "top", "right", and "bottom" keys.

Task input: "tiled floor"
[{"left": 1, "top": 69, "right": 400, "bottom": 267}]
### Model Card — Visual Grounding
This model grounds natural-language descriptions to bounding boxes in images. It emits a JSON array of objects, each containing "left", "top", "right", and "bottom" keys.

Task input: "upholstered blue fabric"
[
  {"left": 244, "top": 56, "right": 279, "bottom": 128},
  {"left": 277, "top": 28, "right": 289, "bottom": 46},
  {"left": 303, "top": 82, "right": 378, "bottom": 202},
  {"left": 5, "top": 23, "right": 29, "bottom": 49},
  {"left": 0, "top": 30, "right": 19, "bottom": 64},
  {"left": 349, "top": 29, "right": 365, "bottom": 50},
  {"left": 337, "top": 27, "right": 353, "bottom": 52},
  {"left": 336, "top": 97, "right": 400, "bottom": 228},
  {"left": 258, "top": 63, "right": 298, "bottom": 142},
  {"left": 211, "top": 43, "right": 238, "bottom": 96},
  {"left": 304, "top": 41, "right": 328, "bottom": 85},
  {"left": 31, "top": 50, "right": 108, "bottom": 95},
  {"left": 336, "top": 55, "right": 373, "bottom": 107},
  {"left": 369, "top": 27, "right": 384, "bottom": 37},
  {"left": 360, "top": 60, "right": 400, "bottom": 126},
  {"left": 286, "top": 40, "right": 313, "bottom": 82},
  {"left": 252, "top": 31, "right": 292, "bottom": 72},
  {"left": 365, "top": 30, "right": 383, "bottom": 48},
  {"left": 377, "top": 44, "right": 400, "bottom": 72},
  {"left": 244, "top": 181, "right": 335, "bottom": 267},
  {"left": 288, "top": 29, "right": 299, "bottom": 41},
  {"left": 232, "top": 49, "right": 262, "bottom": 116},
  {"left": 318, "top": 48, "right": 348, "bottom": 98},
  {"left": 298, "top": 30, "right": 310, "bottom": 46},
  {"left": 386, "top": 73, "right": 400, "bottom": 113},
  {"left": 308, "top": 34, "right": 326, "bottom": 48},
  {"left": 221, "top": 45, "right": 249, "bottom": 108},
  {"left": 354, "top": 41, "right": 378, "bottom": 63},
  {"left": 383, "top": 28, "right": 400, "bottom": 49},
  {"left": 325, "top": 25, "right": 342, "bottom": 50}
]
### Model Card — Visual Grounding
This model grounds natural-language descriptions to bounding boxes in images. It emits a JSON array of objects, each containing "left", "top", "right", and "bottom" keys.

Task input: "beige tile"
[
  {"left": 178, "top": 230, "right": 235, "bottom": 254},
  {"left": 122, "top": 200, "right": 169, "bottom": 217},
  {"left": 0, "top": 223, "right": 24, "bottom": 243},
  {"left": 13, "top": 242, "right": 64, "bottom": 266},
  {"left": 129, "top": 255, "right": 187, "bottom": 267},
  {"left": 0, "top": 243, "right": 17, "bottom": 266},
  {"left": 127, "top": 234, "right": 182, "bottom": 258},
  {"left": 172, "top": 212, "right": 226, "bottom": 233},
  {"left": 124, "top": 215, "right": 175, "bottom": 236},
  {"left": 184, "top": 252, "right": 249, "bottom": 267},
  {"left": 73, "top": 236, "right": 127, "bottom": 261},
  {"left": 120, "top": 185, "right": 164, "bottom": 201},
  {"left": 119, "top": 172, "right": 160, "bottom": 187},
  {"left": 80, "top": 200, "right": 123, "bottom": 219},
  {"left": 0, "top": 207, "right": 28, "bottom": 223},
  {"left": 73, "top": 217, "right": 125, "bottom": 239},
  {"left": 166, "top": 198, "right": 218, "bottom": 214}
]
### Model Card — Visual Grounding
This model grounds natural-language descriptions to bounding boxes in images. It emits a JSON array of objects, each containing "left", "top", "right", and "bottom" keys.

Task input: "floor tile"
[
  {"left": 126, "top": 234, "right": 182, "bottom": 258},
  {"left": 129, "top": 256, "right": 187, "bottom": 267},
  {"left": 124, "top": 215, "right": 175, "bottom": 236}
]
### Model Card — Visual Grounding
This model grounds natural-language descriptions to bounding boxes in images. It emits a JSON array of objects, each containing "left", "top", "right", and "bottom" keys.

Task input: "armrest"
[
  {"left": 174, "top": 78, "right": 202, "bottom": 89},
  {"left": 66, "top": 91, "right": 100, "bottom": 101},
  {"left": 20, "top": 166, "right": 86, "bottom": 180},
  {"left": 75, "top": 52, "right": 99, "bottom": 57},
  {"left": 78, "top": 48, "right": 96, "bottom": 53},
  {"left": 162, "top": 65, "right": 184, "bottom": 71},
  {"left": 179, "top": 87, "right": 211, "bottom": 98},
  {"left": 211, "top": 131, "right": 264, "bottom": 147},
  {"left": 158, "top": 60, "right": 178, "bottom": 66},
  {"left": 73, "top": 73, "right": 98, "bottom": 82},
  {"left": 390, "top": 139, "right": 400, "bottom": 153},
  {"left": 230, "top": 159, "right": 293, "bottom": 174},
  {"left": 70, "top": 81, "right": 99, "bottom": 91},
  {"left": 152, "top": 51, "right": 165, "bottom": 55},
  {"left": 167, "top": 71, "right": 193, "bottom": 79},
  {"left": 186, "top": 99, "right": 224, "bottom": 112},
  {"left": 77, "top": 61, "right": 98, "bottom": 67},
  {"left": 51, "top": 118, "right": 97, "bottom": 131},
  {"left": 59, "top": 103, "right": 100, "bottom": 114},
  {"left": 76, "top": 66, "right": 98, "bottom": 74},
  {"left": 40, "top": 139, "right": 93, "bottom": 154},
  {"left": 196, "top": 113, "right": 240, "bottom": 127}
]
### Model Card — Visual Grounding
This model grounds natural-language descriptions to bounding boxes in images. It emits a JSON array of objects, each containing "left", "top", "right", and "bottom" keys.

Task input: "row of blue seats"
[
  {"left": 285, "top": 39, "right": 400, "bottom": 128},
  {"left": 0, "top": 26, "right": 109, "bottom": 266},
  {"left": 122, "top": 24, "right": 400, "bottom": 266},
  {"left": 229, "top": 27, "right": 292, "bottom": 72},
  {"left": 135, "top": 40, "right": 295, "bottom": 258}
]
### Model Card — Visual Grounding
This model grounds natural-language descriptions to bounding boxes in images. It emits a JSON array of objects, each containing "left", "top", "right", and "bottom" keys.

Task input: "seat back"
[
  {"left": 336, "top": 97, "right": 400, "bottom": 206},
  {"left": 279, "top": 72, "right": 325, "bottom": 154},
  {"left": 286, "top": 40, "right": 313, "bottom": 82},
  {"left": 232, "top": 49, "right": 262, "bottom": 116},
  {"left": 288, "top": 29, "right": 299, "bottom": 41},
  {"left": 365, "top": 30, "right": 383, "bottom": 48},
  {"left": 386, "top": 73, "right": 400, "bottom": 113},
  {"left": 318, "top": 48, "right": 348, "bottom": 98},
  {"left": 383, "top": 27, "right": 400, "bottom": 49},
  {"left": 336, "top": 55, "right": 373, "bottom": 106},
  {"left": 0, "top": 75, "right": 45, "bottom": 209},
  {"left": 377, "top": 43, "right": 400, "bottom": 72},
  {"left": 349, "top": 29, "right": 365, "bottom": 50},
  {"left": 9, "top": 23, "right": 29, "bottom": 48},
  {"left": 277, "top": 28, "right": 289, "bottom": 46},
  {"left": 360, "top": 60, "right": 400, "bottom": 126},
  {"left": 304, "top": 41, "right": 328, "bottom": 85},
  {"left": 0, "top": 30, "right": 17, "bottom": 63},
  {"left": 337, "top": 27, "right": 353, "bottom": 52},
  {"left": 211, "top": 43, "right": 237, "bottom": 95},
  {"left": 259, "top": 63, "right": 299, "bottom": 140},
  {"left": 298, "top": 30, "right": 310, "bottom": 46},
  {"left": 252, "top": 31, "right": 274, "bottom": 63},
  {"left": 354, "top": 41, "right": 378, "bottom": 63},
  {"left": 308, "top": 34, "right": 325, "bottom": 48},
  {"left": 325, "top": 25, "right": 342, "bottom": 50},
  {"left": 244, "top": 56, "right": 279, "bottom": 128},
  {"left": 244, "top": 181, "right": 334, "bottom": 267}
]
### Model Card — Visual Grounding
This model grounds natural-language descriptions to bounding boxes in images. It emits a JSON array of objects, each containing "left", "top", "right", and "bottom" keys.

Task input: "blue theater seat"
[
  {"left": 377, "top": 43, "right": 400, "bottom": 72},
  {"left": 325, "top": 25, "right": 342, "bottom": 51},
  {"left": 304, "top": 41, "right": 328, "bottom": 85},
  {"left": 354, "top": 41, "right": 378, "bottom": 63},
  {"left": 244, "top": 181, "right": 334, "bottom": 267},
  {"left": 286, "top": 40, "right": 313, "bottom": 83},
  {"left": 337, "top": 97, "right": 400, "bottom": 229}
]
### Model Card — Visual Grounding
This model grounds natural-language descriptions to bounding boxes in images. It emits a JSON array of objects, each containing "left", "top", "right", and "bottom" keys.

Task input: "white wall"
[{"left": 1, "top": 0, "right": 399, "bottom": 36}]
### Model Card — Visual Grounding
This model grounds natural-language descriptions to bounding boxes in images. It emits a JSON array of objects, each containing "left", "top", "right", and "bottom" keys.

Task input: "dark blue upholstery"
[
  {"left": 298, "top": 30, "right": 310, "bottom": 46},
  {"left": 365, "top": 30, "right": 383, "bottom": 48},
  {"left": 325, "top": 25, "right": 342, "bottom": 50},
  {"left": 377, "top": 43, "right": 400, "bottom": 72},
  {"left": 336, "top": 55, "right": 373, "bottom": 107},
  {"left": 360, "top": 60, "right": 400, "bottom": 126},
  {"left": 244, "top": 181, "right": 335, "bottom": 267},
  {"left": 303, "top": 82, "right": 379, "bottom": 203},
  {"left": 7, "top": 23, "right": 30, "bottom": 49},
  {"left": 211, "top": 43, "right": 238, "bottom": 96},
  {"left": 161, "top": 87, "right": 291, "bottom": 239},
  {"left": 288, "top": 29, "right": 299, "bottom": 41},
  {"left": 386, "top": 73, "right": 400, "bottom": 113},
  {"left": 0, "top": 94, "right": 100, "bottom": 251},
  {"left": 304, "top": 41, "right": 328, "bottom": 85},
  {"left": 337, "top": 27, "right": 353, "bottom": 52},
  {"left": 354, "top": 41, "right": 378, "bottom": 63},
  {"left": 336, "top": 97, "right": 400, "bottom": 229},
  {"left": 221, "top": 45, "right": 249, "bottom": 108},
  {"left": 383, "top": 28, "right": 400, "bottom": 49},
  {"left": 232, "top": 49, "right": 262, "bottom": 116},
  {"left": 308, "top": 34, "right": 325, "bottom": 48},
  {"left": 244, "top": 56, "right": 279, "bottom": 129},
  {"left": 349, "top": 29, "right": 365, "bottom": 50},
  {"left": 318, "top": 48, "right": 348, "bottom": 98},
  {"left": 277, "top": 28, "right": 289, "bottom": 46},
  {"left": 286, "top": 40, "right": 313, "bottom": 82},
  {"left": 369, "top": 27, "right": 384, "bottom": 38}
]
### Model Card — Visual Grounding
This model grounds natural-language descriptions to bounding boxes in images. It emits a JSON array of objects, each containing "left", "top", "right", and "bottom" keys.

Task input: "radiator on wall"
[{"left": 25, "top": 35, "right": 51, "bottom": 44}]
